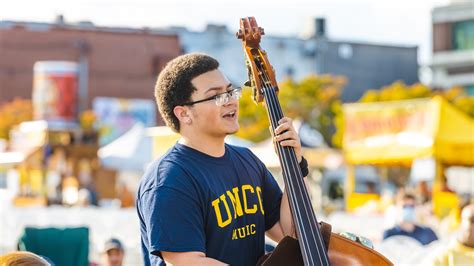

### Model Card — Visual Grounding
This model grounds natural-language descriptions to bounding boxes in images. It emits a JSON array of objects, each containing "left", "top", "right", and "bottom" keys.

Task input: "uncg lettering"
[{"left": 211, "top": 185, "right": 264, "bottom": 228}]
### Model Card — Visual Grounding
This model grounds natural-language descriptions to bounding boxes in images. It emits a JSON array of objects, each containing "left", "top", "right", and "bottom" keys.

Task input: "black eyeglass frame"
[{"left": 181, "top": 87, "right": 242, "bottom": 106}]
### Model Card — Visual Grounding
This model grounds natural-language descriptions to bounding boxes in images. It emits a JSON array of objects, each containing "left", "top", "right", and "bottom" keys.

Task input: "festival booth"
[
  {"left": 1, "top": 120, "right": 104, "bottom": 207},
  {"left": 342, "top": 96, "right": 474, "bottom": 214}
]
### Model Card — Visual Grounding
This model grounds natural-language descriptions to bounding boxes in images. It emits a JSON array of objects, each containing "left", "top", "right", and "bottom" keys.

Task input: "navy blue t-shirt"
[
  {"left": 383, "top": 225, "right": 438, "bottom": 245},
  {"left": 136, "top": 143, "right": 283, "bottom": 266}
]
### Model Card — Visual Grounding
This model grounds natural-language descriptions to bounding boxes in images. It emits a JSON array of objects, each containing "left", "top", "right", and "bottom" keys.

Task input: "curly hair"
[{"left": 155, "top": 53, "right": 219, "bottom": 132}]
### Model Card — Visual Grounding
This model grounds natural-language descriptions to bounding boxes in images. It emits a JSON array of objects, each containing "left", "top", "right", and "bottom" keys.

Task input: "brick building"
[{"left": 0, "top": 18, "right": 181, "bottom": 116}]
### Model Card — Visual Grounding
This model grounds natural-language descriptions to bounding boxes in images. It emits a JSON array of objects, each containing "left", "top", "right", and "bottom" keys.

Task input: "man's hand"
[{"left": 272, "top": 117, "right": 302, "bottom": 163}]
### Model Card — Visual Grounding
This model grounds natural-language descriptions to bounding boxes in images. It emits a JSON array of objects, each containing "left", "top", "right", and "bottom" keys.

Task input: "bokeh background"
[{"left": 1, "top": 0, "right": 473, "bottom": 265}]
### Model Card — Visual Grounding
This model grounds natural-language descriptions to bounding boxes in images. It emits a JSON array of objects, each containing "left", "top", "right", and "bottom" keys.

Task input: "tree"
[
  {"left": 0, "top": 98, "right": 33, "bottom": 140},
  {"left": 440, "top": 86, "right": 474, "bottom": 117},
  {"left": 235, "top": 87, "right": 270, "bottom": 142},
  {"left": 236, "top": 75, "right": 346, "bottom": 144}
]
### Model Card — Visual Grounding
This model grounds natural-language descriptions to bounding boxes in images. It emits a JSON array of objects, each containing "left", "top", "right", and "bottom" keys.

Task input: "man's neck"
[
  {"left": 399, "top": 222, "right": 416, "bottom": 232},
  {"left": 179, "top": 135, "right": 226, "bottom": 157}
]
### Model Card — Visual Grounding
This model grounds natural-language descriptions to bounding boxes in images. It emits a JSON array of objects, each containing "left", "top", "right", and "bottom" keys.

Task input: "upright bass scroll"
[{"left": 236, "top": 17, "right": 394, "bottom": 266}]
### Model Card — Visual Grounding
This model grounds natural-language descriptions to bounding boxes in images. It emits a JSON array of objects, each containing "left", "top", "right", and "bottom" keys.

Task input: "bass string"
[
  {"left": 262, "top": 85, "right": 328, "bottom": 266},
  {"left": 255, "top": 57, "right": 330, "bottom": 266}
]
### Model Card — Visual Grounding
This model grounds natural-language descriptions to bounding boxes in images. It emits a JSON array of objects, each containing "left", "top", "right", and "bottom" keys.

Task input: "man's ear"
[{"left": 173, "top": 105, "right": 192, "bottom": 125}]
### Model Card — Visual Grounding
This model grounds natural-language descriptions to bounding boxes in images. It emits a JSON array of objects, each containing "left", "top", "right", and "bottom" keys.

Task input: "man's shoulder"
[
  {"left": 137, "top": 149, "right": 189, "bottom": 197},
  {"left": 226, "top": 143, "right": 260, "bottom": 161},
  {"left": 383, "top": 226, "right": 400, "bottom": 236},
  {"left": 415, "top": 225, "right": 436, "bottom": 234},
  {"left": 226, "top": 143, "right": 251, "bottom": 154}
]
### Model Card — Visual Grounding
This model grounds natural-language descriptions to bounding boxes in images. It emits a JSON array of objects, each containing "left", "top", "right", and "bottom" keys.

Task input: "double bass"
[{"left": 236, "top": 17, "right": 394, "bottom": 266}]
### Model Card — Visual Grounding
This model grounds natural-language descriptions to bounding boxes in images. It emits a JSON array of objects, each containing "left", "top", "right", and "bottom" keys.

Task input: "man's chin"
[
  {"left": 226, "top": 130, "right": 239, "bottom": 135},
  {"left": 226, "top": 126, "right": 240, "bottom": 135}
]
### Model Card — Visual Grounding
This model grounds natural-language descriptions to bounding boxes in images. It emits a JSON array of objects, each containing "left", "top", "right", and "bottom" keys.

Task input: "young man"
[{"left": 137, "top": 53, "right": 308, "bottom": 265}]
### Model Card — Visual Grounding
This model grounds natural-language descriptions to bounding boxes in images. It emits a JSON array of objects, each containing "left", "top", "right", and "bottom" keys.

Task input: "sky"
[{"left": 1, "top": 0, "right": 451, "bottom": 65}]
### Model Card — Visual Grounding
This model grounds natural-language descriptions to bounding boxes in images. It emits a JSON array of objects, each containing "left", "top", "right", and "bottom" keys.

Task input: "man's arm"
[
  {"left": 161, "top": 251, "right": 228, "bottom": 266},
  {"left": 266, "top": 177, "right": 312, "bottom": 242}
]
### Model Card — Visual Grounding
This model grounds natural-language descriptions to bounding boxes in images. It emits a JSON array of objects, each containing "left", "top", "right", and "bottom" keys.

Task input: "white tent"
[{"left": 98, "top": 123, "right": 152, "bottom": 172}]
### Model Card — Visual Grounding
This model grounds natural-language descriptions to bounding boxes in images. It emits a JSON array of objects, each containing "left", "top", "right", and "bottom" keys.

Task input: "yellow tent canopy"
[{"left": 343, "top": 96, "right": 474, "bottom": 166}]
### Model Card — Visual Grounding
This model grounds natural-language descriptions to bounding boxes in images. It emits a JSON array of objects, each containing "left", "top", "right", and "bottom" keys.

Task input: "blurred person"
[
  {"left": 439, "top": 176, "right": 454, "bottom": 193},
  {"left": 102, "top": 238, "right": 124, "bottom": 266},
  {"left": 328, "top": 181, "right": 344, "bottom": 200},
  {"left": 77, "top": 188, "right": 92, "bottom": 206},
  {"left": 366, "top": 181, "right": 377, "bottom": 194},
  {"left": 136, "top": 53, "right": 309, "bottom": 265},
  {"left": 439, "top": 195, "right": 472, "bottom": 236},
  {"left": 417, "top": 180, "right": 431, "bottom": 204},
  {"left": 383, "top": 192, "right": 438, "bottom": 245},
  {"left": 0, "top": 251, "right": 51, "bottom": 266},
  {"left": 432, "top": 203, "right": 474, "bottom": 266}
]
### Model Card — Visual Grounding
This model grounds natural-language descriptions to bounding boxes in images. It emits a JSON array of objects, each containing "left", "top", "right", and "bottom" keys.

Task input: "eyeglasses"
[{"left": 182, "top": 87, "right": 242, "bottom": 106}]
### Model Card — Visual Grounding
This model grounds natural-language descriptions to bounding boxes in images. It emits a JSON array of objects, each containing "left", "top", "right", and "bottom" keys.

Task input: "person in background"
[
  {"left": 0, "top": 251, "right": 51, "bottom": 266},
  {"left": 383, "top": 192, "right": 438, "bottom": 245},
  {"left": 417, "top": 180, "right": 431, "bottom": 204},
  {"left": 102, "top": 238, "right": 124, "bottom": 266},
  {"left": 433, "top": 203, "right": 474, "bottom": 266},
  {"left": 365, "top": 181, "right": 377, "bottom": 194}
]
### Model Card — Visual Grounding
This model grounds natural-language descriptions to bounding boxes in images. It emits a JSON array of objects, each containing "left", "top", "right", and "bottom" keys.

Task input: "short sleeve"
[
  {"left": 139, "top": 182, "right": 206, "bottom": 255},
  {"left": 261, "top": 165, "right": 283, "bottom": 231}
]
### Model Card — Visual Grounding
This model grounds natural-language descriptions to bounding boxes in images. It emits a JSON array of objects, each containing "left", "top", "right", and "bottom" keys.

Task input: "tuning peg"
[{"left": 236, "top": 29, "right": 243, "bottom": 39}]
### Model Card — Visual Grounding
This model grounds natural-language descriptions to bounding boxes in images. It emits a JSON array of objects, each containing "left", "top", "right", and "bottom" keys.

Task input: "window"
[
  {"left": 453, "top": 20, "right": 474, "bottom": 50},
  {"left": 465, "top": 84, "right": 474, "bottom": 96}
]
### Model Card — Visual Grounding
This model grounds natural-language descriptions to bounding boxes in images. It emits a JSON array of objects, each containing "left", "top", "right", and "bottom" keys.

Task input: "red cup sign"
[{"left": 33, "top": 61, "right": 78, "bottom": 121}]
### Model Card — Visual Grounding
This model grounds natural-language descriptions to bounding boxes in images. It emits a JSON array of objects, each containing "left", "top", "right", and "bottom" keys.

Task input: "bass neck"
[{"left": 262, "top": 85, "right": 330, "bottom": 266}]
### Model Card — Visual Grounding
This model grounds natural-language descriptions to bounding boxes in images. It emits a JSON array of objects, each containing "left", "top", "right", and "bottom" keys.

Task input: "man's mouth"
[{"left": 223, "top": 110, "right": 236, "bottom": 118}]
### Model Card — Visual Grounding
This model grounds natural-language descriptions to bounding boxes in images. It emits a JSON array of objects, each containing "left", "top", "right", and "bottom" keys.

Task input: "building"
[
  {"left": 431, "top": 0, "right": 474, "bottom": 94},
  {"left": 0, "top": 16, "right": 181, "bottom": 117},
  {"left": 165, "top": 18, "right": 418, "bottom": 102},
  {"left": 316, "top": 39, "right": 418, "bottom": 102},
  {"left": 0, "top": 16, "right": 420, "bottom": 108}
]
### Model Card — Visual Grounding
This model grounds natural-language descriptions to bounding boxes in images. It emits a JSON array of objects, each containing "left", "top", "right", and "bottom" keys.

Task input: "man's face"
[
  {"left": 103, "top": 249, "right": 124, "bottom": 266},
  {"left": 399, "top": 198, "right": 417, "bottom": 224},
  {"left": 187, "top": 69, "right": 239, "bottom": 138}
]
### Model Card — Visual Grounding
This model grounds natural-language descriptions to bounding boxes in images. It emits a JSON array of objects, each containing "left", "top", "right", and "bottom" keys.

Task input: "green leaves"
[{"left": 237, "top": 75, "right": 346, "bottom": 144}]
